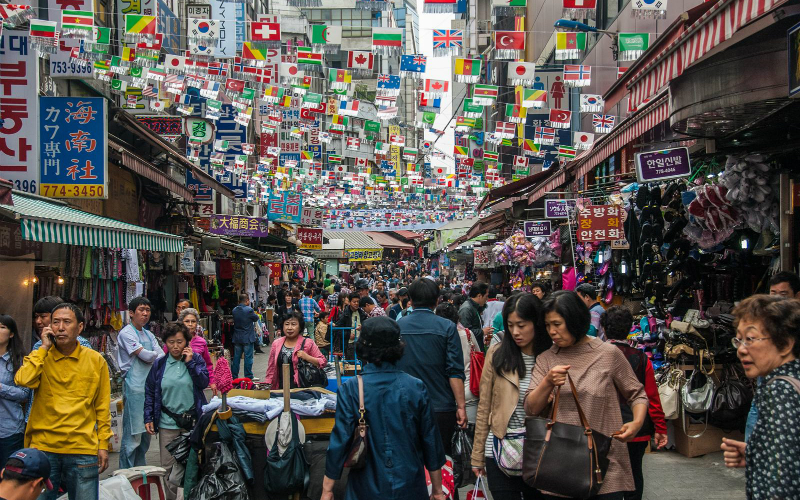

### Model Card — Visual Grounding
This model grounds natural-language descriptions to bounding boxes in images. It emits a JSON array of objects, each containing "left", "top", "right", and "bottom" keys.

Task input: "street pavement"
[{"left": 102, "top": 343, "right": 747, "bottom": 500}]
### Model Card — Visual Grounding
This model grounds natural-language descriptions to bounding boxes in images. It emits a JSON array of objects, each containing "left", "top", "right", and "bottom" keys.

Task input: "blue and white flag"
[
  {"left": 400, "top": 54, "right": 426, "bottom": 79},
  {"left": 377, "top": 73, "right": 401, "bottom": 96}
]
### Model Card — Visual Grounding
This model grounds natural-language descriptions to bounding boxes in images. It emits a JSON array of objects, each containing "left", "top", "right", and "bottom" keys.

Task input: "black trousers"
[
  {"left": 624, "top": 441, "right": 648, "bottom": 500},
  {"left": 435, "top": 411, "right": 457, "bottom": 457},
  {"left": 485, "top": 458, "right": 542, "bottom": 500}
]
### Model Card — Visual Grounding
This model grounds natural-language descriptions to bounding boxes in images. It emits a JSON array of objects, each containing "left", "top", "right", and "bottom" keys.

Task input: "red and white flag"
[
  {"left": 250, "top": 22, "right": 281, "bottom": 42},
  {"left": 548, "top": 109, "right": 572, "bottom": 129},
  {"left": 390, "top": 134, "right": 405, "bottom": 146},
  {"left": 355, "top": 157, "right": 368, "bottom": 168},
  {"left": 347, "top": 137, "right": 361, "bottom": 150},
  {"left": 494, "top": 31, "right": 525, "bottom": 50},
  {"left": 513, "top": 155, "right": 529, "bottom": 169},
  {"left": 347, "top": 51, "right": 374, "bottom": 71},
  {"left": 495, "top": 121, "right": 516, "bottom": 138},
  {"left": 507, "top": 61, "right": 536, "bottom": 85},
  {"left": 573, "top": 131, "right": 595, "bottom": 150}
]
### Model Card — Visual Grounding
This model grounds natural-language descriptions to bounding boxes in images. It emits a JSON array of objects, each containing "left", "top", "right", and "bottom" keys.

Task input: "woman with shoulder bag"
[
  {"left": 322, "top": 317, "right": 448, "bottom": 500},
  {"left": 471, "top": 293, "right": 552, "bottom": 499},
  {"left": 524, "top": 291, "right": 649, "bottom": 500},
  {"left": 265, "top": 311, "right": 327, "bottom": 389},
  {"left": 144, "top": 322, "right": 209, "bottom": 500}
]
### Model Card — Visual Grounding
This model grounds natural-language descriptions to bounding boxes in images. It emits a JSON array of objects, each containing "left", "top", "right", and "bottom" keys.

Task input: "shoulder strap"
[
  {"left": 357, "top": 375, "right": 366, "bottom": 424},
  {"left": 300, "top": 337, "right": 307, "bottom": 352},
  {"left": 768, "top": 375, "right": 800, "bottom": 395}
]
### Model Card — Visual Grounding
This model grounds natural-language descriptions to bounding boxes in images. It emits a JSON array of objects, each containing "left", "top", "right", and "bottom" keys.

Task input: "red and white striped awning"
[
  {"left": 628, "top": 0, "right": 785, "bottom": 109},
  {"left": 528, "top": 170, "right": 568, "bottom": 204},
  {"left": 569, "top": 93, "right": 670, "bottom": 180}
]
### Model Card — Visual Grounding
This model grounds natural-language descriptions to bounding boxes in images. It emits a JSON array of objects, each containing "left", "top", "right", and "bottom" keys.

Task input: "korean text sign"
[
  {"left": 524, "top": 220, "right": 552, "bottom": 237},
  {"left": 635, "top": 147, "right": 691, "bottom": 183},
  {"left": 209, "top": 215, "right": 269, "bottom": 237},
  {"left": 577, "top": 205, "right": 623, "bottom": 242},
  {"left": 0, "top": 32, "right": 39, "bottom": 194},
  {"left": 267, "top": 192, "right": 302, "bottom": 224},
  {"left": 39, "top": 97, "right": 108, "bottom": 199},
  {"left": 297, "top": 227, "right": 323, "bottom": 250},
  {"left": 545, "top": 199, "right": 576, "bottom": 218},
  {"left": 346, "top": 249, "right": 383, "bottom": 261}
]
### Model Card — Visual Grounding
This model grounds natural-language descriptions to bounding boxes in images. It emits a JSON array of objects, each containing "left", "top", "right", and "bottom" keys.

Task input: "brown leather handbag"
[
  {"left": 522, "top": 374, "right": 612, "bottom": 499},
  {"left": 343, "top": 375, "right": 368, "bottom": 470}
]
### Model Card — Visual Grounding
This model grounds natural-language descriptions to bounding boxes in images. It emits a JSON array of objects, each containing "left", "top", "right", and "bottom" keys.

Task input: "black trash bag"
[
  {"left": 166, "top": 432, "right": 192, "bottom": 465},
  {"left": 188, "top": 442, "right": 249, "bottom": 500},
  {"left": 451, "top": 427, "right": 474, "bottom": 488}
]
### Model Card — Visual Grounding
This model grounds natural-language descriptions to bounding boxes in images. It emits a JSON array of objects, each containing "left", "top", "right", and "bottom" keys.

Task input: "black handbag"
[
  {"left": 263, "top": 412, "right": 310, "bottom": 494},
  {"left": 523, "top": 374, "right": 612, "bottom": 499},
  {"left": 709, "top": 366, "right": 753, "bottom": 431},
  {"left": 296, "top": 338, "right": 328, "bottom": 388},
  {"left": 161, "top": 406, "right": 196, "bottom": 431}
]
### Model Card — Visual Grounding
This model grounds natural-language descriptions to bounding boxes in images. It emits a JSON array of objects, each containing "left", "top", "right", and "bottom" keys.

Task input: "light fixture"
[
  {"left": 620, "top": 260, "right": 627, "bottom": 274},
  {"left": 561, "top": 265, "right": 568, "bottom": 273},
  {"left": 57, "top": 275, "right": 65, "bottom": 285},
  {"left": 22, "top": 279, "right": 29, "bottom": 286},
  {"left": 597, "top": 251, "right": 605, "bottom": 264},
  {"left": 32, "top": 276, "right": 38, "bottom": 284},
  {"left": 740, "top": 235, "right": 749, "bottom": 250}
]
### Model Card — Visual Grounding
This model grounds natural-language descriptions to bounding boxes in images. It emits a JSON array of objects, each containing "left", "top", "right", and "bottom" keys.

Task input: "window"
[{"left": 302, "top": 9, "right": 375, "bottom": 37}]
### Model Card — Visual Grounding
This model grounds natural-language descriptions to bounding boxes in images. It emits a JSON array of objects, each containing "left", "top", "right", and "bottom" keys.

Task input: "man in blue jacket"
[{"left": 232, "top": 294, "right": 259, "bottom": 380}]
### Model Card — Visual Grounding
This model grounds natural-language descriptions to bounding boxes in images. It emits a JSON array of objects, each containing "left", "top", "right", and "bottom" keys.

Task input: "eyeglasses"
[{"left": 731, "top": 337, "right": 771, "bottom": 349}]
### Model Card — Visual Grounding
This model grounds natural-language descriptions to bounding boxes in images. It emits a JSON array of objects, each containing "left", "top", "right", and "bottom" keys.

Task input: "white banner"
[
  {"left": 0, "top": 31, "right": 40, "bottom": 194},
  {"left": 211, "top": 0, "right": 237, "bottom": 58}
]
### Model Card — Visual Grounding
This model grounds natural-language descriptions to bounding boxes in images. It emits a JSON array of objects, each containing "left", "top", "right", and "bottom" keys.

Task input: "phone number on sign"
[{"left": 40, "top": 184, "right": 105, "bottom": 199}]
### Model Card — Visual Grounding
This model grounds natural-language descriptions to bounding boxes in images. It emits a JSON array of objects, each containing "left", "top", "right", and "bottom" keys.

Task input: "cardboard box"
[{"left": 674, "top": 420, "right": 744, "bottom": 458}]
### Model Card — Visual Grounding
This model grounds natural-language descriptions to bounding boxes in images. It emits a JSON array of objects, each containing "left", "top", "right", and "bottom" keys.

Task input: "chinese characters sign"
[
  {"left": 635, "top": 147, "right": 691, "bottom": 183},
  {"left": 0, "top": 32, "right": 40, "bottom": 194},
  {"left": 209, "top": 215, "right": 269, "bottom": 237},
  {"left": 267, "top": 192, "right": 302, "bottom": 224},
  {"left": 577, "top": 205, "right": 623, "bottom": 242},
  {"left": 545, "top": 199, "right": 576, "bottom": 218},
  {"left": 346, "top": 249, "right": 383, "bottom": 261},
  {"left": 39, "top": 97, "right": 108, "bottom": 199},
  {"left": 523, "top": 220, "right": 552, "bottom": 237},
  {"left": 297, "top": 227, "right": 323, "bottom": 250}
]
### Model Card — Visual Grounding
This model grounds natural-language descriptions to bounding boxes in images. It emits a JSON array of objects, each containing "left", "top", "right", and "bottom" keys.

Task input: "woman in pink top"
[{"left": 265, "top": 310, "right": 327, "bottom": 389}]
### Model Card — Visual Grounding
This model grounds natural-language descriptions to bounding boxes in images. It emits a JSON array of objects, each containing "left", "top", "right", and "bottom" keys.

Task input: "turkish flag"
[
  {"left": 494, "top": 31, "right": 525, "bottom": 50},
  {"left": 549, "top": 109, "right": 572, "bottom": 125},
  {"left": 226, "top": 78, "right": 245, "bottom": 93}
]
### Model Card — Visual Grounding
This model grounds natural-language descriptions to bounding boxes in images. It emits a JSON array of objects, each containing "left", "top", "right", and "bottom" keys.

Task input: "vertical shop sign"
[
  {"left": 576, "top": 205, "right": 623, "bottom": 242},
  {"left": 0, "top": 32, "right": 40, "bottom": 194},
  {"left": 211, "top": 0, "right": 236, "bottom": 58},
  {"left": 267, "top": 192, "right": 302, "bottom": 224},
  {"left": 39, "top": 97, "right": 108, "bottom": 199}
]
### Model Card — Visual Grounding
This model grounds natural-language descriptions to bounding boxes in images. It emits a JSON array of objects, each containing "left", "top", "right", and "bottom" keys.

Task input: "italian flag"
[
  {"left": 61, "top": 10, "right": 93, "bottom": 32},
  {"left": 372, "top": 28, "right": 403, "bottom": 47},
  {"left": 30, "top": 20, "right": 57, "bottom": 38},
  {"left": 297, "top": 50, "right": 322, "bottom": 66}
]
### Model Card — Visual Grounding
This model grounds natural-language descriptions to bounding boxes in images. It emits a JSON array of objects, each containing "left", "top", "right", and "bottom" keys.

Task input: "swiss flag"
[
  {"left": 549, "top": 109, "right": 572, "bottom": 126},
  {"left": 494, "top": 31, "right": 525, "bottom": 50},
  {"left": 563, "top": 0, "right": 597, "bottom": 8},
  {"left": 514, "top": 155, "right": 529, "bottom": 168},
  {"left": 250, "top": 22, "right": 281, "bottom": 41}
]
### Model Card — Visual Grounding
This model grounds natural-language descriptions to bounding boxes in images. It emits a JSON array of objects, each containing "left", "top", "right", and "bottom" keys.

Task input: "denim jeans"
[
  {"left": 232, "top": 343, "right": 254, "bottom": 379},
  {"left": 38, "top": 453, "right": 99, "bottom": 500},
  {"left": 0, "top": 432, "right": 25, "bottom": 463},
  {"left": 119, "top": 403, "right": 151, "bottom": 469}
]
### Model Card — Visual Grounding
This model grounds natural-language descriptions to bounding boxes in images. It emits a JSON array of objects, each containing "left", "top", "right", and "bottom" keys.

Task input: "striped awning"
[
  {"left": 0, "top": 193, "right": 184, "bottom": 252},
  {"left": 569, "top": 94, "right": 671, "bottom": 179},
  {"left": 628, "top": 0, "right": 786, "bottom": 109},
  {"left": 528, "top": 170, "right": 568, "bottom": 204}
]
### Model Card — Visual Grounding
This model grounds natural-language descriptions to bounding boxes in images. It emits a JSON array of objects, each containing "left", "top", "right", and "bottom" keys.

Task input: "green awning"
[{"left": 1, "top": 193, "right": 184, "bottom": 253}]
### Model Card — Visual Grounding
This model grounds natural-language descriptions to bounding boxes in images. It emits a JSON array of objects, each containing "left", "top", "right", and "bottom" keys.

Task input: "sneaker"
[{"left": 250, "top": 377, "right": 260, "bottom": 382}]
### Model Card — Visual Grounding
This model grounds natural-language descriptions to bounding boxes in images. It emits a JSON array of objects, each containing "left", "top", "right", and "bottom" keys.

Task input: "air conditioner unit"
[{"left": 478, "top": 34, "right": 491, "bottom": 48}]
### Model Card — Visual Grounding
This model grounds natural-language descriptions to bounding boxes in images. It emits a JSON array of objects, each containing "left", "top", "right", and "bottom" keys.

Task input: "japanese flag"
[
  {"left": 434, "top": 166, "right": 446, "bottom": 176},
  {"left": 164, "top": 55, "right": 185, "bottom": 72},
  {"left": 573, "top": 131, "right": 595, "bottom": 150},
  {"left": 507, "top": 62, "right": 535, "bottom": 84},
  {"left": 149, "top": 100, "right": 165, "bottom": 112}
]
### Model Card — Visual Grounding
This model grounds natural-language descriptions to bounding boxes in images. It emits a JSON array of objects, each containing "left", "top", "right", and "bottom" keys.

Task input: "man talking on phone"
[{"left": 15, "top": 303, "right": 112, "bottom": 500}]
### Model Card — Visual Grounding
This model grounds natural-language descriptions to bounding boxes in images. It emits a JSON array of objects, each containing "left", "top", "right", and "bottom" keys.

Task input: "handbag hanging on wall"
[
  {"left": 680, "top": 366, "right": 715, "bottom": 438},
  {"left": 523, "top": 374, "right": 612, "bottom": 499}
]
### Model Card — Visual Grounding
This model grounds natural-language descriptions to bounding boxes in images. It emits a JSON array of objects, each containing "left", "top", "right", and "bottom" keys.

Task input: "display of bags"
[
  {"left": 344, "top": 376, "right": 369, "bottom": 470},
  {"left": 296, "top": 339, "right": 328, "bottom": 388},
  {"left": 522, "top": 374, "right": 612, "bottom": 499},
  {"left": 492, "top": 427, "right": 526, "bottom": 477},
  {"left": 263, "top": 412, "right": 309, "bottom": 495},
  {"left": 680, "top": 367, "right": 715, "bottom": 438},
  {"left": 197, "top": 251, "right": 216, "bottom": 276},
  {"left": 658, "top": 368, "right": 684, "bottom": 420}
]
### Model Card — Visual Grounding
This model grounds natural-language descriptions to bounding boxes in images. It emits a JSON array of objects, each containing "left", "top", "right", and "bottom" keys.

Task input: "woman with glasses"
[
  {"left": 0, "top": 315, "right": 29, "bottom": 460},
  {"left": 721, "top": 294, "right": 800, "bottom": 500}
]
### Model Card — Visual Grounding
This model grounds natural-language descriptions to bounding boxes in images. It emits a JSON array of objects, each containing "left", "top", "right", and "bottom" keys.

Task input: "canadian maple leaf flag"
[{"left": 348, "top": 51, "right": 374, "bottom": 70}]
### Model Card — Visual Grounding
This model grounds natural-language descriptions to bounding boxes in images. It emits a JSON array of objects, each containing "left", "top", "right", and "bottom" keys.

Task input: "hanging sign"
[
  {"left": 473, "top": 245, "right": 490, "bottom": 265},
  {"left": 39, "top": 97, "right": 108, "bottom": 199},
  {"left": 544, "top": 199, "right": 576, "bottom": 218},
  {"left": 523, "top": 220, "right": 552, "bottom": 237},
  {"left": 183, "top": 117, "right": 215, "bottom": 144},
  {"left": 297, "top": 227, "right": 323, "bottom": 250},
  {"left": 300, "top": 206, "right": 323, "bottom": 226},
  {"left": 634, "top": 147, "right": 691, "bottom": 183},
  {"left": 346, "top": 249, "right": 383, "bottom": 261},
  {"left": 209, "top": 215, "right": 269, "bottom": 237},
  {"left": 267, "top": 192, "right": 302, "bottom": 224},
  {"left": 577, "top": 205, "right": 623, "bottom": 242}
]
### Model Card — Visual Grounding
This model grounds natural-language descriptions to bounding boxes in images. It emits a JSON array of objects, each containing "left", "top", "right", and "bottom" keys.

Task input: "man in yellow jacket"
[{"left": 15, "top": 302, "right": 111, "bottom": 500}]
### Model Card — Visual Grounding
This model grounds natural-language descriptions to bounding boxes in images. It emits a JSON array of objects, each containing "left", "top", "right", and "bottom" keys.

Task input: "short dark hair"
[
  {"left": 575, "top": 283, "right": 597, "bottom": 300},
  {"left": 769, "top": 271, "right": 800, "bottom": 295},
  {"left": 408, "top": 278, "right": 439, "bottom": 309},
  {"left": 334, "top": 284, "right": 342, "bottom": 292},
  {"left": 162, "top": 322, "right": 191, "bottom": 344},
  {"left": 319, "top": 311, "right": 329, "bottom": 320},
  {"left": 376, "top": 291, "right": 387, "bottom": 300},
  {"left": 359, "top": 296, "right": 374, "bottom": 308},
  {"left": 282, "top": 310, "right": 306, "bottom": 332},
  {"left": 128, "top": 296, "right": 152, "bottom": 312},
  {"left": 51, "top": 302, "right": 85, "bottom": 325},
  {"left": 34, "top": 296, "right": 64, "bottom": 315},
  {"left": 176, "top": 298, "right": 192, "bottom": 308},
  {"left": 357, "top": 337, "right": 405, "bottom": 366},
  {"left": 239, "top": 293, "right": 249, "bottom": 303},
  {"left": 600, "top": 306, "right": 634, "bottom": 341},
  {"left": 469, "top": 281, "right": 489, "bottom": 298},
  {"left": 348, "top": 292, "right": 361, "bottom": 302},
  {"left": 434, "top": 302, "right": 459, "bottom": 325},
  {"left": 733, "top": 294, "right": 800, "bottom": 358},
  {"left": 303, "top": 289, "right": 313, "bottom": 297},
  {"left": 488, "top": 287, "right": 499, "bottom": 299},
  {"left": 542, "top": 291, "right": 590, "bottom": 343}
]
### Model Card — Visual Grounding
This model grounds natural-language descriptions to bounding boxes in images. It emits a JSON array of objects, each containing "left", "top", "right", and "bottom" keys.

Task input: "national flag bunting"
[
  {"left": 534, "top": 126, "right": 556, "bottom": 145},
  {"left": 580, "top": 94, "right": 604, "bottom": 112},
  {"left": 454, "top": 58, "right": 481, "bottom": 83},
  {"left": 61, "top": 10, "right": 93, "bottom": 38},
  {"left": 494, "top": 31, "right": 525, "bottom": 59},
  {"left": 558, "top": 146, "right": 577, "bottom": 159},
  {"left": 548, "top": 109, "right": 572, "bottom": 129},
  {"left": 593, "top": 114, "right": 616, "bottom": 133},
  {"left": 310, "top": 25, "right": 342, "bottom": 53},
  {"left": 507, "top": 61, "right": 536, "bottom": 86},
  {"left": 432, "top": 29, "right": 462, "bottom": 56},
  {"left": 555, "top": 32, "right": 586, "bottom": 60},
  {"left": 400, "top": 54, "right": 427, "bottom": 78},
  {"left": 563, "top": 65, "right": 591, "bottom": 87},
  {"left": 372, "top": 28, "right": 403, "bottom": 55},
  {"left": 472, "top": 84, "right": 498, "bottom": 105}
]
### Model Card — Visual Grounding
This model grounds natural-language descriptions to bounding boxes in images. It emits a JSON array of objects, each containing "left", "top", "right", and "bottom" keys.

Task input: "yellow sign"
[
  {"left": 40, "top": 184, "right": 105, "bottom": 199},
  {"left": 346, "top": 249, "right": 383, "bottom": 261},
  {"left": 300, "top": 242, "right": 322, "bottom": 250}
]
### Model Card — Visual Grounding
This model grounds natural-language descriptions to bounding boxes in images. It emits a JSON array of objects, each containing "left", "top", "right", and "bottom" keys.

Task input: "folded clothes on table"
[{"left": 202, "top": 393, "right": 336, "bottom": 420}]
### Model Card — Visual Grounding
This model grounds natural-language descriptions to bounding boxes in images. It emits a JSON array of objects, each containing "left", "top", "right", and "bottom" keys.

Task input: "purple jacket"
[{"left": 144, "top": 353, "right": 209, "bottom": 432}]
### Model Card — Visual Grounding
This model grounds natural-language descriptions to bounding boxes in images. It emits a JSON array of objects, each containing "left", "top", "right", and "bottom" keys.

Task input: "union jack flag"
[
  {"left": 433, "top": 29, "right": 463, "bottom": 50},
  {"left": 592, "top": 114, "right": 616, "bottom": 131}
]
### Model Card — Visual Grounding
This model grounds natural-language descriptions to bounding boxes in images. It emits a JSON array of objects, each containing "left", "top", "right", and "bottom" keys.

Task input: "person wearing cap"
[
  {"left": 0, "top": 448, "right": 54, "bottom": 500},
  {"left": 355, "top": 279, "right": 378, "bottom": 307},
  {"left": 15, "top": 303, "right": 111, "bottom": 500},
  {"left": 322, "top": 317, "right": 447, "bottom": 500}
]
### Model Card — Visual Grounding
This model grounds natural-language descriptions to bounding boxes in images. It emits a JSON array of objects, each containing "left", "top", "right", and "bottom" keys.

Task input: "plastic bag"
[
  {"left": 187, "top": 442, "right": 249, "bottom": 500},
  {"left": 467, "top": 476, "right": 488, "bottom": 500},
  {"left": 166, "top": 432, "right": 192, "bottom": 465},
  {"left": 451, "top": 427, "right": 474, "bottom": 488}
]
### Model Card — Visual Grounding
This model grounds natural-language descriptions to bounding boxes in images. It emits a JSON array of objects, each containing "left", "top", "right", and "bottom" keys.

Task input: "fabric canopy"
[
  {"left": 365, "top": 231, "right": 414, "bottom": 249},
  {"left": 0, "top": 193, "right": 184, "bottom": 253}
]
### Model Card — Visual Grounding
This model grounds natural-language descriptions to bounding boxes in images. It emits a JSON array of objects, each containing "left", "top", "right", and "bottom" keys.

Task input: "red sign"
[
  {"left": 576, "top": 205, "right": 623, "bottom": 242},
  {"left": 297, "top": 227, "right": 323, "bottom": 250}
]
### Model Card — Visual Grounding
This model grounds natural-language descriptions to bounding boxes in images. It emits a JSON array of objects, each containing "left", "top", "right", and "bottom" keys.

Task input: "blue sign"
[
  {"left": 39, "top": 97, "right": 107, "bottom": 199},
  {"left": 186, "top": 103, "right": 247, "bottom": 199},
  {"left": 157, "top": 0, "right": 180, "bottom": 54},
  {"left": 267, "top": 192, "right": 302, "bottom": 224}
]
